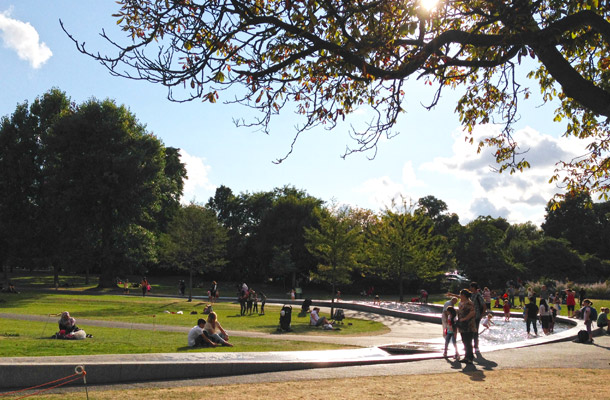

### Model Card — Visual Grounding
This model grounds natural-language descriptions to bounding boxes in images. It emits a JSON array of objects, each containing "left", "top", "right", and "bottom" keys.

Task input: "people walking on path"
[{"left": 141, "top": 277, "right": 149, "bottom": 297}]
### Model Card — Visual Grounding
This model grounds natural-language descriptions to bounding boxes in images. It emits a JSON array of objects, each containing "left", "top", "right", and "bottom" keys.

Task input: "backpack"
[
  {"left": 301, "top": 298, "right": 313, "bottom": 314},
  {"left": 333, "top": 309, "right": 345, "bottom": 322},
  {"left": 577, "top": 329, "right": 589, "bottom": 343}
]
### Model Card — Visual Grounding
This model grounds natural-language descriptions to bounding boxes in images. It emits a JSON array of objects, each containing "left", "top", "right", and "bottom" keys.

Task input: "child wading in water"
[
  {"left": 503, "top": 300, "right": 511, "bottom": 321},
  {"left": 480, "top": 313, "right": 495, "bottom": 333},
  {"left": 443, "top": 306, "right": 460, "bottom": 359}
]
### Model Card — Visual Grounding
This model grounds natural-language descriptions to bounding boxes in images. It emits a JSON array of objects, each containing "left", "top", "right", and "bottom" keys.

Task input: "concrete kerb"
[{"left": 0, "top": 298, "right": 593, "bottom": 391}]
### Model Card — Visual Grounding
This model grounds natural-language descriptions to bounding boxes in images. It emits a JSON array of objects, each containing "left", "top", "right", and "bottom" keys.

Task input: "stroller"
[
  {"left": 332, "top": 309, "right": 345, "bottom": 324},
  {"left": 278, "top": 305, "right": 293, "bottom": 332}
]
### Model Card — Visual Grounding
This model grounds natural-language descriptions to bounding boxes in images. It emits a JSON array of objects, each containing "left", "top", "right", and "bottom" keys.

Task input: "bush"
[{"left": 526, "top": 279, "right": 610, "bottom": 300}]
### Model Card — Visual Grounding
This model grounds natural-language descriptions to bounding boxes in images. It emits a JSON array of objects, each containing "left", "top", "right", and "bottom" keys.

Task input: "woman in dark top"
[
  {"left": 457, "top": 289, "right": 476, "bottom": 364},
  {"left": 525, "top": 297, "right": 539, "bottom": 336}
]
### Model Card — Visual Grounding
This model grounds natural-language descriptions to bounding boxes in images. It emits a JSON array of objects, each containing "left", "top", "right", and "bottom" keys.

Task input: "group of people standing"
[
  {"left": 238, "top": 283, "right": 266, "bottom": 316},
  {"left": 444, "top": 282, "right": 606, "bottom": 361},
  {"left": 444, "top": 282, "right": 487, "bottom": 364}
]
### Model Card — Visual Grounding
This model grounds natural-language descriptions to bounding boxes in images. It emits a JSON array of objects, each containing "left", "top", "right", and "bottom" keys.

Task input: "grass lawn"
[
  {"left": 0, "top": 291, "right": 385, "bottom": 357},
  {"left": 0, "top": 318, "right": 353, "bottom": 357},
  {"left": 0, "top": 293, "right": 384, "bottom": 335}
]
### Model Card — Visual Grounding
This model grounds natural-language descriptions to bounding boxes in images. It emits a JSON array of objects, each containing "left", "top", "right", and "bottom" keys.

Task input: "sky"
[{"left": 0, "top": 1, "right": 590, "bottom": 227}]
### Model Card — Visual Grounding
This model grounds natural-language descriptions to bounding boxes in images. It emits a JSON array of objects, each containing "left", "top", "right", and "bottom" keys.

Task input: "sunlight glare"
[{"left": 420, "top": 0, "right": 439, "bottom": 11}]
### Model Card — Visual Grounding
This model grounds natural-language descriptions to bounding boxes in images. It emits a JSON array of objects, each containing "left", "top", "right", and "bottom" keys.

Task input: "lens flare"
[{"left": 420, "top": 0, "right": 439, "bottom": 11}]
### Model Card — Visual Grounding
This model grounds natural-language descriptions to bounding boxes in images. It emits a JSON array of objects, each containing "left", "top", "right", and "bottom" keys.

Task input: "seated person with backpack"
[{"left": 310, "top": 307, "right": 331, "bottom": 327}]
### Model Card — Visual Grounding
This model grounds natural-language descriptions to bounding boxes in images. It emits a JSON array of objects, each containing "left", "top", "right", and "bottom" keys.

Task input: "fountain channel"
[{"left": 302, "top": 299, "right": 584, "bottom": 355}]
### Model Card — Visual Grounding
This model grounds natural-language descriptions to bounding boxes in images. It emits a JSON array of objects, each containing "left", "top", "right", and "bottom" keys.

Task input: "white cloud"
[
  {"left": 402, "top": 160, "right": 426, "bottom": 188},
  {"left": 469, "top": 197, "right": 510, "bottom": 219},
  {"left": 179, "top": 149, "right": 215, "bottom": 204},
  {"left": 0, "top": 9, "right": 52, "bottom": 68},
  {"left": 420, "top": 124, "right": 590, "bottom": 224},
  {"left": 355, "top": 176, "right": 406, "bottom": 211}
]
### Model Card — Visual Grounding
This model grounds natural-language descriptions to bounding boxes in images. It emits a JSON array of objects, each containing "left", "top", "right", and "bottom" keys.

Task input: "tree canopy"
[
  {"left": 65, "top": 0, "right": 610, "bottom": 197},
  {"left": 0, "top": 89, "right": 186, "bottom": 287},
  {"left": 161, "top": 203, "right": 228, "bottom": 300}
]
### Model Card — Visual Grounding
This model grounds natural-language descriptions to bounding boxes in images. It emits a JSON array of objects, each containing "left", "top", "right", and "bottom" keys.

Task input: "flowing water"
[{"left": 361, "top": 301, "right": 572, "bottom": 346}]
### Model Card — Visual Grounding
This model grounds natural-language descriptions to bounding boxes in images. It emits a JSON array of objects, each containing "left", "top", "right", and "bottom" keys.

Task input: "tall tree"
[
  {"left": 41, "top": 94, "right": 185, "bottom": 287},
  {"left": 161, "top": 204, "right": 228, "bottom": 301},
  {"left": 0, "top": 89, "right": 71, "bottom": 285},
  {"left": 453, "top": 216, "right": 517, "bottom": 288},
  {"left": 542, "top": 192, "right": 604, "bottom": 256},
  {"left": 369, "top": 201, "right": 448, "bottom": 302},
  {"left": 416, "top": 195, "right": 461, "bottom": 237},
  {"left": 305, "top": 204, "right": 363, "bottom": 314},
  {"left": 207, "top": 186, "right": 276, "bottom": 280},
  {"left": 255, "top": 188, "right": 323, "bottom": 283},
  {"left": 67, "top": 1, "right": 610, "bottom": 196}
]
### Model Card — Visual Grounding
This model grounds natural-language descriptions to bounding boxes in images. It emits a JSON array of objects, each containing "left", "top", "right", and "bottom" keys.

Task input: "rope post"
[
  {"left": 75, "top": 365, "right": 89, "bottom": 400},
  {"left": 150, "top": 314, "right": 156, "bottom": 351}
]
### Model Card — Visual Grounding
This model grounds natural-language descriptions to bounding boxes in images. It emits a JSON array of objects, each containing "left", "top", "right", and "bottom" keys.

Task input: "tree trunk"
[
  {"left": 331, "top": 275, "right": 336, "bottom": 319},
  {"left": 2, "top": 264, "right": 8, "bottom": 287},
  {"left": 97, "top": 213, "right": 115, "bottom": 288},
  {"left": 53, "top": 261, "right": 59, "bottom": 290},
  {"left": 188, "top": 266, "right": 193, "bottom": 302}
]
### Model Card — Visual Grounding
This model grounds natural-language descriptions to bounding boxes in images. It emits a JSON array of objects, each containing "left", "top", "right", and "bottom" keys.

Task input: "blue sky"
[{"left": 0, "top": 1, "right": 588, "bottom": 226}]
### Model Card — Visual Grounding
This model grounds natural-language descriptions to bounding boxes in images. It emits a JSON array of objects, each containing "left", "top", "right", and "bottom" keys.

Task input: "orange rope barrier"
[
  {"left": 13, "top": 376, "right": 83, "bottom": 400},
  {"left": 0, "top": 365, "right": 87, "bottom": 399}
]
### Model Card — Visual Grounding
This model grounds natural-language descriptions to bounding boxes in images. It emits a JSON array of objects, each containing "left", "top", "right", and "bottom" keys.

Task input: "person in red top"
[
  {"left": 565, "top": 289, "right": 576, "bottom": 317},
  {"left": 503, "top": 299, "right": 511, "bottom": 321}
]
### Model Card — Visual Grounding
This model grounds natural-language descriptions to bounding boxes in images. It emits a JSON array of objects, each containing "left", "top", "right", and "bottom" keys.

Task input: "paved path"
[{"left": 79, "top": 334, "right": 610, "bottom": 390}]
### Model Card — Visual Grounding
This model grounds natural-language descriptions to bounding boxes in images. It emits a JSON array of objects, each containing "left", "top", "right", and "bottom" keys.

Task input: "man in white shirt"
[
  {"left": 188, "top": 318, "right": 217, "bottom": 347},
  {"left": 310, "top": 307, "right": 330, "bottom": 327}
]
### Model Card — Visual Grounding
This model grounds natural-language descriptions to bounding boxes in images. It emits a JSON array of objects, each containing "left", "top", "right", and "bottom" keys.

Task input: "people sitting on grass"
[
  {"left": 59, "top": 311, "right": 79, "bottom": 334},
  {"left": 54, "top": 311, "right": 88, "bottom": 339},
  {"left": 204, "top": 312, "right": 233, "bottom": 347},
  {"left": 188, "top": 318, "right": 217, "bottom": 348},
  {"left": 309, "top": 307, "right": 332, "bottom": 327},
  {"left": 1, "top": 282, "right": 19, "bottom": 294}
]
